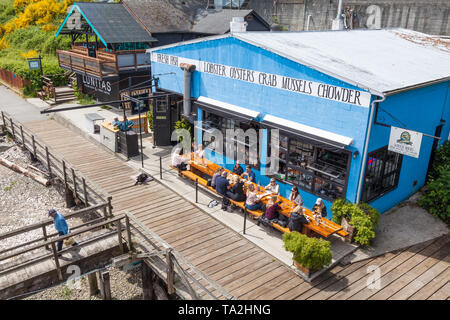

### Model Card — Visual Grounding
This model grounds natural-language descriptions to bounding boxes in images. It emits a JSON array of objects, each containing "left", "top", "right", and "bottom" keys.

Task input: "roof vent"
[{"left": 230, "top": 17, "right": 247, "bottom": 33}]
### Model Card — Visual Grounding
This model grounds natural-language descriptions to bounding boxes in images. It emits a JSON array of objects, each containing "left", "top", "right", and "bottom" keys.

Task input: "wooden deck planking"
[
  {"left": 22, "top": 120, "right": 450, "bottom": 300},
  {"left": 427, "top": 281, "right": 450, "bottom": 300},
  {"left": 408, "top": 268, "right": 450, "bottom": 300}
]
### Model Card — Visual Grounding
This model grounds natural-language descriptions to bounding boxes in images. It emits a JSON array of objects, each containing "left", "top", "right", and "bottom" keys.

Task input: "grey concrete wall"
[{"left": 248, "top": 0, "right": 450, "bottom": 35}]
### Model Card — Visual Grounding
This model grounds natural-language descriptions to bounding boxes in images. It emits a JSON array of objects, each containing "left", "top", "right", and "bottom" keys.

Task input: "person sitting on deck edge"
[{"left": 48, "top": 209, "right": 78, "bottom": 252}]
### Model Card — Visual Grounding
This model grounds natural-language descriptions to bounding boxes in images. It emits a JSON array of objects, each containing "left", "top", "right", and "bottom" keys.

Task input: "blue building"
[{"left": 148, "top": 28, "right": 450, "bottom": 217}]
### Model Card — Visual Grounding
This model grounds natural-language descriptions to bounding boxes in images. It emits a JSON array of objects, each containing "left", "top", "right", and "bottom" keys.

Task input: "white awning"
[
  {"left": 262, "top": 114, "right": 353, "bottom": 149},
  {"left": 196, "top": 96, "right": 260, "bottom": 120}
]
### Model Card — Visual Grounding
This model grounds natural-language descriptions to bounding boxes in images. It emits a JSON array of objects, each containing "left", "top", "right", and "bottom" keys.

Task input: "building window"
[
  {"left": 362, "top": 146, "right": 403, "bottom": 203},
  {"left": 267, "top": 132, "right": 351, "bottom": 201},
  {"left": 201, "top": 111, "right": 260, "bottom": 168}
]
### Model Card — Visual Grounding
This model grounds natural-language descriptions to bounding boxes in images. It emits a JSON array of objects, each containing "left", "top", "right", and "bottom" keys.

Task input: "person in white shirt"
[
  {"left": 172, "top": 149, "right": 187, "bottom": 172},
  {"left": 194, "top": 144, "right": 205, "bottom": 164},
  {"left": 289, "top": 186, "right": 303, "bottom": 206},
  {"left": 265, "top": 178, "right": 279, "bottom": 195}
]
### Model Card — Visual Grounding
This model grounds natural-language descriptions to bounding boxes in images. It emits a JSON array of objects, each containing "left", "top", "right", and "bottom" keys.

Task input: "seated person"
[
  {"left": 288, "top": 206, "right": 310, "bottom": 233},
  {"left": 210, "top": 168, "right": 223, "bottom": 188},
  {"left": 215, "top": 172, "right": 231, "bottom": 211},
  {"left": 241, "top": 165, "right": 256, "bottom": 183},
  {"left": 232, "top": 160, "right": 244, "bottom": 176},
  {"left": 111, "top": 117, "right": 120, "bottom": 128},
  {"left": 313, "top": 197, "right": 327, "bottom": 218},
  {"left": 265, "top": 178, "right": 279, "bottom": 195},
  {"left": 245, "top": 184, "right": 266, "bottom": 212},
  {"left": 226, "top": 175, "right": 246, "bottom": 202},
  {"left": 194, "top": 144, "right": 205, "bottom": 164},
  {"left": 117, "top": 116, "right": 134, "bottom": 132},
  {"left": 289, "top": 186, "right": 303, "bottom": 206},
  {"left": 264, "top": 195, "right": 281, "bottom": 220},
  {"left": 171, "top": 149, "right": 187, "bottom": 172},
  {"left": 215, "top": 171, "right": 231, "bottom": 196}
]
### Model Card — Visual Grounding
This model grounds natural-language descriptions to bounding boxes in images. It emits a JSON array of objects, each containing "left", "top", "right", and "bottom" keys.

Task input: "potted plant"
[
  {"left": 331, "top": 199, "right": 380, "bottom": 246},
  {"left": 283, "top": 231, "right": 332, "bottom": 277}
]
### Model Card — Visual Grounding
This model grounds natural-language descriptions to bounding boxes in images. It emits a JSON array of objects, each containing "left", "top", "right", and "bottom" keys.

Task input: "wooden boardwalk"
[{"left": 23, "top": 119, "right": 449, "bottom": 300}]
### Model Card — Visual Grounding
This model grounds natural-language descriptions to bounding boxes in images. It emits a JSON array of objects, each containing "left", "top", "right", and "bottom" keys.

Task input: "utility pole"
[{"left": 332, "top": 0, "right": 344, "bottom": 30}]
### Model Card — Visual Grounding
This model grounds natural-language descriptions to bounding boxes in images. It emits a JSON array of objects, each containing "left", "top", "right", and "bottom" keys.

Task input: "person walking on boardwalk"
[{"left": 48, "top": 209, "right": 78, "bottom": 251}]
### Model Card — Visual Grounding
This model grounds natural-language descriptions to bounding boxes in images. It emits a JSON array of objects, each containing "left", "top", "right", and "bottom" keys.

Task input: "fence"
[
  {"left": 1, "top": 111, "right": 111, "bottom": 208},
  {"left": 0, "top": 69, "right": 30, "bottom": 91}
]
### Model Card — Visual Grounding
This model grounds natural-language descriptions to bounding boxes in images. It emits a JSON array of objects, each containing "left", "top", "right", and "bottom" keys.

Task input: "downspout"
[
  {"left": 355, "top": 94, "right": 386, "bottom": 204},
  {"left": 179, "top": 63, "right": 196, "bottom": 117}
]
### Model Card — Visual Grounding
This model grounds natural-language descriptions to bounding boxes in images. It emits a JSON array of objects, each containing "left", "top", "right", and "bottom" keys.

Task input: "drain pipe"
[
  {"left": 180, "top": 63, "right": 196, "bottom": 117},
  {"left": 355, "top": 94, "right": 386, "bottom": 204}
]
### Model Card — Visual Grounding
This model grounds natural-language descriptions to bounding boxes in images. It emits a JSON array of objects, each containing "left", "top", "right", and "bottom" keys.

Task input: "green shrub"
[
  {"left": 331, "top": 199, "right": 380, "bottom": 246},
  {"left": 0, "top": 0, "right": 15, "bottom": 25},
  {"left": 147, "top": 105, "right": 153, "bottom": 131},
  {"left": 418, "top": 169, "right": 450, "bottom": 224},
  {"left": 283, "top": 231, "right": 332, "bottom": 270},
  {"left": 427, "top": 140, "right": 450, "bottom": 182}
]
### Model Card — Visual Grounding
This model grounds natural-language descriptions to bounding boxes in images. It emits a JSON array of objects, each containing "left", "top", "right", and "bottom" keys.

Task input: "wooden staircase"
[{"left": 38, "top": 73, "right": 77, "bottom": 105}]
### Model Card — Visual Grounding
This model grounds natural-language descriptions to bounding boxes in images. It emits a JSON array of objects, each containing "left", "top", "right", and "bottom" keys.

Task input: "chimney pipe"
[{"left": 180, "top": 63, "right": 196, "bottom": 117}]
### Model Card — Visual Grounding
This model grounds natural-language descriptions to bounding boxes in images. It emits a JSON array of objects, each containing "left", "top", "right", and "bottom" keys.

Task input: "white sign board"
[
  {"left": 151, "top": 53, "right": 372, "bottom": 108},
  {"left": 388, "top": 126, "right": 423, "bottom": 158}
]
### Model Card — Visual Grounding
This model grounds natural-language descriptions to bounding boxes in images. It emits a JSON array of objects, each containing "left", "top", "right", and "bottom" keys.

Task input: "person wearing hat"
[
  {"left": 313, "top": 198, "right": 327, "bottom": 218},
  {"left": 48, "top": 209, "right": 78, "bottom": 251}
]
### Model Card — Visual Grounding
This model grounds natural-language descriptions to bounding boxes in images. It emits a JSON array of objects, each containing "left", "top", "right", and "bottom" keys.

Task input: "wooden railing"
[
  {"left": 57, "top": 48, "right": 150, "bottom": 78},
  {"left": 0, "top": 203, "right": 114, "bottom": 279},
  {"left": 0, "top": 113, "right": 231, "bottom": 300},
  {"left": 1, "top": 111, "right": 112, "bottom": 206}
]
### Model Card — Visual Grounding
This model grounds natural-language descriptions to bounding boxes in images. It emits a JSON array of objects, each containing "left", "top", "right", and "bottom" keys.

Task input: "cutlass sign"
[
  {"left": 388, "top": 126, "right": 423, "bottom": 158},
  {"left": 151, "top": 53, "right": 371, "bottom": 107}
]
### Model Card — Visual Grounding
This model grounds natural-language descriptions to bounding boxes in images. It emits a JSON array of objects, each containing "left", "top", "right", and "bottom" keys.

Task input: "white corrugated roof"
[{"left": 234, "top": 29, "right": 450, "bottom": 95}]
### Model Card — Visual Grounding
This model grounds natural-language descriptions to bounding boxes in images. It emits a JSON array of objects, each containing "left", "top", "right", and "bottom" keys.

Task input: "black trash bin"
[{"left": 118, "top": 131, "right": 139, "bottom": 158}]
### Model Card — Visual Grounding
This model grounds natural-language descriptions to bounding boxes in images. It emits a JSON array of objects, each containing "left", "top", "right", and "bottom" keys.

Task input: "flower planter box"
[
  {"left": 341, "top": 217, "right": 355, "bottom": 243},
  {"left": 294, "top": 260, "right": 313, "bottom": 278}
]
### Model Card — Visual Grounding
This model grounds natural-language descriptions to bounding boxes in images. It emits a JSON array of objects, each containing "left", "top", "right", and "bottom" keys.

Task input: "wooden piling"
[
  {"left": 141, "top": 261, "right": 154, "bottom": 300},
  {"left": 88, "top": 273, "right": 99, "bottom": 296}
]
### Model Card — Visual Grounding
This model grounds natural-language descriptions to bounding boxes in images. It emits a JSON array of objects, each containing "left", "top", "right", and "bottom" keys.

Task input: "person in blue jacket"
[
  {"left": 117, "top": 116, "right": 134, "bottom": 132},
  {"left": 48, "top": 209, "right": 78, "bottom": 251}
]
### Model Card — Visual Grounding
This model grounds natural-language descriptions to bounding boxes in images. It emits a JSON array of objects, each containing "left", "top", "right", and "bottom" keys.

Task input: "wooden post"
[
  {"left": 82, "top": 178, "right": 88, "bottom": 207},
  {"left": 51, "top": 242, "right": 63, "bottom": 281},
  {"left": 159, "top": 156, "right": 162, "bottom": 179},
  {"left": 141, "top": 261, "right": 154, "bottom": 300},
  {"left": 42, "top": 225, "right": 49, "bottom": 250},
  {"left": 45, "top": 146, "right": 52, "bottom": 177},
  {"left": 166, "top": 249, "right": 175, "bottom": 295},
  {"left": 71, "top": 168, "right": 77, "bottom": 199},
  {"left": 88, "top": 273, "right": 99, "bottom": 296},
  {"left": 117, "top": 219, "right": 124, "bottom": 253},
  {"left": 20, "top": 125, "right": 25, "bottom": 148},
  {"left": 107, "top": 196, "right": 113, "bottom": 217},
  {"left": 195, "top": 178, "right": 198, "bottom": 203},
  {"left": 32, "top": 135, "right": 37, "bottom": 160},
  {"left": 1, "top": 112, "right": 5, "bottom": 133},
  {"left": 98, "top": 271, "right": 111, "bottom": 300},
  {"left": 63, "top": 161, "right": 75, "bottom": 207},
  {"left": 10, "top": 118, "right": 15, "bottom": 140},
  {"left": 125, "top": 215, "right": 133, "bottom": 252}
]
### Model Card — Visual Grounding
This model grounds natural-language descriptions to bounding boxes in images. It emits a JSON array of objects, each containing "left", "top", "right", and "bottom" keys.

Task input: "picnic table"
[{"left": 179, "top": 154, "right": 348, "bottom": 239}]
